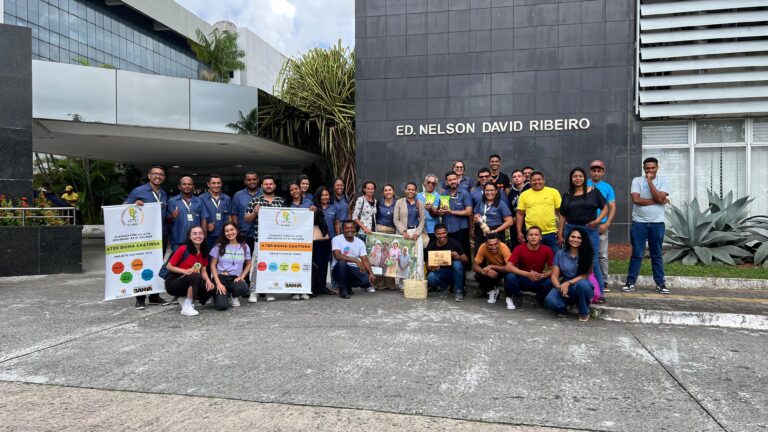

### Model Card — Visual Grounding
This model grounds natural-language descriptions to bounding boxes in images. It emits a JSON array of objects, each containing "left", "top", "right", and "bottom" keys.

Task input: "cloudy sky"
[{"left": 175, "top": 0, "right": 355, "bottom": 57}]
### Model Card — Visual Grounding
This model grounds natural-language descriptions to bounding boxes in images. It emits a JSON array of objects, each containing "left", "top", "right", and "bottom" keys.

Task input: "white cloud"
[{"left": 174, "top": 0, "right": 354, "bottom": 57}]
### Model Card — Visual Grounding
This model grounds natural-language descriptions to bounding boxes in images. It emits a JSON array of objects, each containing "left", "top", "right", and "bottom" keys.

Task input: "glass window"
[
  {"left": 751, "top": 146, "right": 768, "bottom": 216},
  {"left": 39, "top": 2, "right": 49, "bottom": 28},
  {"left": 754, "top": 118, "right": 768, "bottom": 144},
  {"left": 695, "top": 147, "right": 746, "bottom": 203},
  {"left": 643, "top": 147, "right": 690, "bottom": 206},
  {"left": 17, "top": 0, "right": 28, "bottom": 20},
  {"left": 87, "top": 22, "right": 95, "bottom": 46},
  {"left": 696, "top": 119, "right": 745, "bottom": 144},
  {"left": 95, "top": 10, "right": 103, "bottom": 27},
  {"left": 58, "top": 8, "right": 68, "bottom": 35},
  {"left": 86, "top": 4, "right": 94, "bottom": 23}
]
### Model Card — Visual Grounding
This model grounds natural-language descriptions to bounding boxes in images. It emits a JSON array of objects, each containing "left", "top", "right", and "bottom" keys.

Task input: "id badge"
[
  {"left": 186, "top": 213, "right": 193, "bottom": 222},
  {"left": 216, "top": 213, "right": 222, "bottom": 221}
]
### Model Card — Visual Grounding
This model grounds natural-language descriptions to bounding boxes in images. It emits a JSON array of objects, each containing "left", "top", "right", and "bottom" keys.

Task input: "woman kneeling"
[
  {"left": 546, "top": 227, "right": 595, "bottom": 322},
  {"left": 210, "top": 222, "right": 253, "bottom": 310},
  {"left": 164, "top": 226, "right": 215, "bottom": 316}
]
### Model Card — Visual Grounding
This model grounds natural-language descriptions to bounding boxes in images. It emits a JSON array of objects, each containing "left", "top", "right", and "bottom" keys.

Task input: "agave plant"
[
  {"left": 744, "top": 215, "right": 768, "bottom": 267},
  {"left": 664, "top": 197, "right": 751, "bottom": 265}
]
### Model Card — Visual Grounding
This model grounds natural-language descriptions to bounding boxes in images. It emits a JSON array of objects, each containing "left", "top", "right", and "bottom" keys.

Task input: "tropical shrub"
[{"left": 189, "top": 28, "right": 245, "bottom": 83}]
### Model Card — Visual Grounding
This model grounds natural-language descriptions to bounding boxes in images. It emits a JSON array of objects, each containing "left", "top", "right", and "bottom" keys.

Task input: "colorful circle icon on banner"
[
  {"left": 290, "top": 263, "right": 301, "bottom": 272},
  {"left": 120, "top": 272, "right": 133, "bottom": 284},
  {"left": 257, "top": 262, "right": 267, "bottom": 271},
  {"left": 141, "top": 269, "right": 153, "bottom": 281},
  {"left": 279, "top": 263, "right": 289, "bottom": 272},
  {"left": 268, "top": 262, "right": 278, "bottom": 272},
  {"left": 131, "top": 259, "right": 143, "bottom": 271},
  {"left": 112, "top": 262, "right": 124, "bottom": 274}
]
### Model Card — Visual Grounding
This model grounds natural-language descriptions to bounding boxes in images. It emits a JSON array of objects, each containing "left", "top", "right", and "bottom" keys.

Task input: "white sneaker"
[
  {"left": 291, "top": 294, "right": 301, "bottom": 300},
  {"left": 487, "top": 287, "right": 500, "bottom": 304},
  {"left": 506, "top": 297, "right": 516, "bottom": 310},
  {"left": 177, "top": 297, "right": 185, "bottom": 307},
  {"left": 231, "top": 297, "right": 241, "bottom": 307},
  {"left": 248, "top": 292, "right": 258, "bottom": 303},
  {"left": 366, "top": 287, "right": 376, "bottom": 293},
  {"left": 300, "top": 294, "right": 310, "bottom": 300},
  {"left": 180, "top": 304, "right": 199, "bottom": 316},
  {"left": 266, "top": 295, "right": 275, "bottom": 301}
]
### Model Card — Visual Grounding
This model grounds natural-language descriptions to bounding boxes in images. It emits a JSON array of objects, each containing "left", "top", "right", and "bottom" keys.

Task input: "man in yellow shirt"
[
  {"left": 61, "top": 185, "right": 79, "bottom": 208},
  {"left": 515, "top": 171, "right": 561, "bottom": 252}
]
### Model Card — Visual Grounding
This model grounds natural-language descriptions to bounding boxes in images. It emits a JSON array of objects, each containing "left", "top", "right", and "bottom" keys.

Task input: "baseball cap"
[
  {"left": 589, "top": 160, "right": 606, "bottom": 169},
  {"left": 65, "top": 185, "right": 74, "bottom": 191}
]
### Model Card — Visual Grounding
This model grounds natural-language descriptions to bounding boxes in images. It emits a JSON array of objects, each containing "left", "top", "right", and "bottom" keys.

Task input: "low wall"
[{"left": 0, "top": 225, "right": 82, "bottom": 276}]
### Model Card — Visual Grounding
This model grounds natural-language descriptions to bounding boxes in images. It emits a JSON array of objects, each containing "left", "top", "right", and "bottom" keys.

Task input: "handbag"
[{"left": 158, "top": 247, "right": 190, "bottom": 280}]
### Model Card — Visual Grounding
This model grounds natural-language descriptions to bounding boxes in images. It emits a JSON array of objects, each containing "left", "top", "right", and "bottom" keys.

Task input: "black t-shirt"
[
  {"left": 426, "top": 238, "right": 465, "bottom": 256},
  {"left": 507, "top": 182, "right": 531, "bottom": 212},
  {"left": 491, "top": 172, "right": 511, "bottom": 190},
  {"left": 561, "top": 189, "right": 606, "bottom": 225}
]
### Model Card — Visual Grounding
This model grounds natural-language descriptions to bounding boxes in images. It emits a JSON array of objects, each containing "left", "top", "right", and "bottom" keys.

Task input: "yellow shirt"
[
  {"left": 517, "top": 187, "right": 561, "bottom": 234},
  {"left": 61, "top": 192, "right": 79, "bottom": 205}
]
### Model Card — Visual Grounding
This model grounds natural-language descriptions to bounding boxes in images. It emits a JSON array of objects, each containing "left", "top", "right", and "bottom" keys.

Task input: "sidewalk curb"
[
  {"left": 606, "top": 274, "right": 768, "bottom": 291},
  {"left": 591, "top": 305, "right": 768, "bottom": 331}
]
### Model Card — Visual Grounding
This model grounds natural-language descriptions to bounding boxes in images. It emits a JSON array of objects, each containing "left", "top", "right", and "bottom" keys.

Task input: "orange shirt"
[{"left": 474, "top": 243, "right": 511, "bottom": 267}]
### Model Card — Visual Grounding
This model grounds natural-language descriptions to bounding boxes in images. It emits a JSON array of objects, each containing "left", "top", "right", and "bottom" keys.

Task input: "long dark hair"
[
  {"left": 215, "top": 221, "right": 245, "bottom": 257},
  {"left": 567, "top": 227, "right": 594, "bottom": 277},
  {"left": 331, "top": 178, "right": 346, "bottom": 202},
  {"left": 568, "top": 167, "right": 588, "bottom": 196},
  {"left": 184, "top": 225, "right": 211, "bottom": 257},
  {"left": 481, "top": 182, "right": 501, "bottom": 207},
  {"left": 313, "top": 205, "right": 329, "bottom": 237},
  {"left": 313, "top": 186, "right": 331, "bottom": 208},
  {"left": 287, "top": 181, "right": 303, "bottom": 204}
]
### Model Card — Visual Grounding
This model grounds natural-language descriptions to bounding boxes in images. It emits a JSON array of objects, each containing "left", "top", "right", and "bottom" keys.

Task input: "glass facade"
[
  {"left": 642, "top": 118, "right": 767, "bottom": 216},
  {"left": 4, "top": 0, "right": 202, "bottom": 79}
]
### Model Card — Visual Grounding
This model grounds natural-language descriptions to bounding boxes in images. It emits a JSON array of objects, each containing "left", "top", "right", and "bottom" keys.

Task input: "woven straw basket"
[{"left": 403, "top": 279, "right": 428, "bottom": 299}]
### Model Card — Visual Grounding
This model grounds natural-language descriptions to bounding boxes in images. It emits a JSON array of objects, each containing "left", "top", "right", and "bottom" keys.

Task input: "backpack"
[{"left": 158, "top": 246, "right": 191, "bottom": 279}]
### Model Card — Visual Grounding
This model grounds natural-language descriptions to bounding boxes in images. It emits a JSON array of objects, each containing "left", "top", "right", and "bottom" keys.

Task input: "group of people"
[{"left": 123, "top": 154, "right": 671, "bottom": 322}]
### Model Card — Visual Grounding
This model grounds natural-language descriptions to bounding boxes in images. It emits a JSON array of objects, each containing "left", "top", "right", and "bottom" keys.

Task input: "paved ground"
[
  {"left": 1, "top": 270, "right": 766, "bottom": 432},
  {"left": 602, "top": 287, "right": 768, "bottom": 315}
]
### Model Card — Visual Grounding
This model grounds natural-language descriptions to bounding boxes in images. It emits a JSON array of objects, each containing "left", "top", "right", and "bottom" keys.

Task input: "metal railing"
[{"left": 0, "top": 207, "right": 77, "bottom": 226}]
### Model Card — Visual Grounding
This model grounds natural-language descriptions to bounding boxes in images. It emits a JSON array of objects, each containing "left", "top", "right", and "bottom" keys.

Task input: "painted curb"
[
  {"left": 592, "top": 305, "right": 768, "bottom": 331},
  {"left": 606, "top": 274, "right": 768, "bottom": 291}
]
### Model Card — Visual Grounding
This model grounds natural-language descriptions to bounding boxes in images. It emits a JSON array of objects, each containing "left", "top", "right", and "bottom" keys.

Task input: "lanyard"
[
  {"left": 483, "top": 203, "right": 493, "bottom": 216},
  {"left": 181, "top": 199, "right": 192, "bottom": 212},
  {"left": 151, "top": 190, "right": 161, "bottom": 203},
  {"left": 210, "top": 196, "right": 220, "bottom": 210}
]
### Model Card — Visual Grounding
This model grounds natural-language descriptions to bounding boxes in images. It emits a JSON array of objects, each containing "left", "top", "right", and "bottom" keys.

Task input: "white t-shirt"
[
  {"left": 331, "top": 234, "right": 367, "bottom": 268},
  {"left": 631, "top": 175, "right": 669, "bottom": 223}
]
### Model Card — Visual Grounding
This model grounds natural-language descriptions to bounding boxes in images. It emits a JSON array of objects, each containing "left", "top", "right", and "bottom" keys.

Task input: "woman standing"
[
  {"left": 374, "top": 184, "right": 397, "bottom": 289},
  {"left": 297, "top": 175, "right": 313, "bottom": 200},
  {"left": 288, "top": 182, "right": 315, "bottom": 210},
  {"left": 311, "top": 206, "right": 334, "bottom": 296},
  {"left": 394, "top": 182, "right": 428, "bottom": 243},
  {"left": 557, "top": 167, "right": 607, "bottom": 299},
  {"left": 473, "top": 182, "right": 514, "bottom": 245},
  {"left": 331, "top": 178, "right": 350, "bottom": 221},
  {"left": 440, "top": 160, "right": 473, "bottom": 193},
  {"left": 352, "top": 181, "right": 377, "bottom": 240},
  {"left": 164, "top": 226, "right": 215, "bottom": 316},
  {"left": 546, "top": 227, "right": 595, "bottom": 322},
  {"left": 314, "top": 186, "right": 340, "bottom": 238},
  {"left": 209, "top": 222, "right": 252, "bottom": 310}
]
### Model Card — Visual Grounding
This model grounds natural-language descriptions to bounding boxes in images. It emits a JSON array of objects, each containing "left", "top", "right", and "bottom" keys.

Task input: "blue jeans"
[
  {"left": 540, "top": 232, "right": 560, "bottom": 254},
  {"left": 627, "top": 222, "right": 665, "bottom": 286},
  {"left": 427, "top": 260, "right": 465, "bottom": 296},
  {"left": 504, "top": 273, "right": 552, "bottom": 304},
  {"left": 564, "top": 223, "right": 603, "bottom": 291},
  {"left": 332, "top": 261, "right": 372, "bottom": 292},
  {"left": 545, "top": 279, "right": 594, "bottom": 316}
]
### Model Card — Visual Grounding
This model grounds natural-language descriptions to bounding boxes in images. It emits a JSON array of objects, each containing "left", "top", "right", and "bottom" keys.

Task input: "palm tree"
[
  {"left": 270, "top": 41, "right": 356, "bottom": 198},
  {"left": 227, "top": 108, "right": 259, "bottom": 135},
  {"left": 189, "top": 28, "right": 245, "bottom": 83}
]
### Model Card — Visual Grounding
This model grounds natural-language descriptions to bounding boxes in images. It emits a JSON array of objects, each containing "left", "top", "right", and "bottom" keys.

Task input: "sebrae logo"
[
  {"left": 121, "top": 205, "right": 145, "bottom": 227},
  {"left": 274, "top": 209, "right": 296, "bottom": 227}
]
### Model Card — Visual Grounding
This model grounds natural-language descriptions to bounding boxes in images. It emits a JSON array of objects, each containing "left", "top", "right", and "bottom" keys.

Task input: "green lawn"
[{"left": 609, "top": 259, "right": 768, "bottom": 279}]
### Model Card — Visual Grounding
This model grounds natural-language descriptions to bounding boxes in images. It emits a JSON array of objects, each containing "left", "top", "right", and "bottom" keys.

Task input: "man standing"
[
  {"left": 230, "top": 172, "right": 261, "bottom": 254},
  {"left": 245, "top": 175, "right": 285, "bottom": 301},
  {"left": 516, "top": 171, "right": 561, "bottom": 252},
  {"left": 426, "top": 223, "right": 469, "bottom": 302},
  {"left": 587, "top": 160, "right": 616, "bottom": 290},
  {"left": 437, "top": 171, "right": 473, "bottom": 272},
  {"left": 332, "top": 220, "right": 376, "bottom": 299},
  {"left": 167, "top": 176, "right": 208, "bottom": 252},
  {"left": 416, "top": 174, "right": 441, "bottom": 242},
  {"left": 124, "top": 165, "right": 171, "bottom": 309},
  {"left": 471, "top": 233, "right": 511, "bottom": 304},
  {"left": 507, "top": 169, "right": 531, "bottom": 249},
  {"left": 199, "top": 174, "right": 231, "bottom": 249},
  {"left": 504, "top": 226, "right": 554, "bottom": 310},
  {"left": 522, "top": 166, "right": 535, "bottom": 183},
  {"left": 624, "top": 157, "right": 670, "bottom": 294},
  {"left": 61, "top": 185, "right": 79, "bottom": 208},
  {"left": 488, "top": 154, "right": 511, "bottom": 193}
]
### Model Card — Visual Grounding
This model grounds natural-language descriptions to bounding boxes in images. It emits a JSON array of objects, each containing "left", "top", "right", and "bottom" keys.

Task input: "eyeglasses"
[
  {"left": 426, "top": 181, "right": 437, "bottom": 185},
  {"left": 454, "top": 166, "right": 465, "bottom": 170},
  {"left": 478, "top": 175, "right": 489, "bottom": 179},
  {"left": 149, "top": 172, "right": 165, "bottom": 177}
]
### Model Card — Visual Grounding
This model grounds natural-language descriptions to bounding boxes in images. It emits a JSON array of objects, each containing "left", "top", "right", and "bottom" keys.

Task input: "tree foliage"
[{"left": 189, "top": 28, "right": 245, "bottom": 83}]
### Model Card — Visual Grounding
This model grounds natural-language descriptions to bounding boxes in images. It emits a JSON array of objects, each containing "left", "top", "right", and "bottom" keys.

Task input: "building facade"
[{"left": 355, "top": 0, "right": 768, "bottom": 243}]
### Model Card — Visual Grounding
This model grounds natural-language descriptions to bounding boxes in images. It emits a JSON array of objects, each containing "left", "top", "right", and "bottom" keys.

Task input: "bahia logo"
[
  {"left": 285, "top": 282, "right": 303, "bottom": 289},
  {"left": 274, "top": 209, "right": 296, "bottom": 226},
  {"left": 120, "top": 205, "right": 145, "bottom": 227}
]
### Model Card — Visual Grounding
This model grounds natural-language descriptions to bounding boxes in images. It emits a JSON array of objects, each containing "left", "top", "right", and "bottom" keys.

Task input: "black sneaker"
[
  {"left": 657, "top": 285, "right": 670, "bottom": 294},
  {"left": 134, "top": 297, "right": 147, "bottom": 310},
  {"left": 621, "top": 283, "right": 635, "bottom": 292},
  {"left": 147, "top": 294, "right": 171, "bottom": 306}
]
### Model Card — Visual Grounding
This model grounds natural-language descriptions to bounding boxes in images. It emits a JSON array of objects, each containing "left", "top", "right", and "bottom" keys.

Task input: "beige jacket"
[{"left": 393, "top": 198, "right": 428, "bottom": 244}]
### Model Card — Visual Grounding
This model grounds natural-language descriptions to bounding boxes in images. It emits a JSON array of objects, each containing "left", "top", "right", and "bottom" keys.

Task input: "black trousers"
[
  {"left": 474, "top": 224, "right": 506, "bottom": 245},
  {"left": 164, "top": 272, "right": 214, "bottom": 305},
  {"left": 474, "top": 272, "right": 504, "bottom": 292},
  {"left": 244, "top": 235, "right": 256, "bottom": 288},
  {"left": 312, "top": 238, "right": 332, "bottom": 295},
  {"left": 448, "top": 228, "right": 471, "bottom": 268},
  {"left": 214, "top": 275, "right": 250, "bottom": 310}
]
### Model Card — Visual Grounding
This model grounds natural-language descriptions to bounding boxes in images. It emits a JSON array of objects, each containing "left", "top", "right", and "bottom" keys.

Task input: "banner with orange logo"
[
  {"left": 103, "top": 203, "right": 165, "bottom": 300},
  {"left": 253, "top": 207, "right": 313, "bottom": 294}
]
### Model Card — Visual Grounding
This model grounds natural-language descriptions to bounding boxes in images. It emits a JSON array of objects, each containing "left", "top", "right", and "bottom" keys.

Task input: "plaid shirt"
[{"left": 246, "top": 195, "right": 285, "bottom": 236}]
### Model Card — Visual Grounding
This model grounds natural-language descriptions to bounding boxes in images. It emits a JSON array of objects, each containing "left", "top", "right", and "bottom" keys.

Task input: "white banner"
[
  {"left": 103, "top": 203, "right": 165, "bottom": 300},
  {"left": 253, "top": 207, "right": 313, "bottom": 294}
]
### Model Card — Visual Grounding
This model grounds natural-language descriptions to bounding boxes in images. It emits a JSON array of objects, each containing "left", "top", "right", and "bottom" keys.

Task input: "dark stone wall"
[
  {"left": 355, "top": 0, "right": 641, "bottom": 242},
  {"left": 0, "top": 24, "right": 33, "bottom": 202},
  {"left": 0, "top": 226, "right": 83, "bottom": 276}
]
